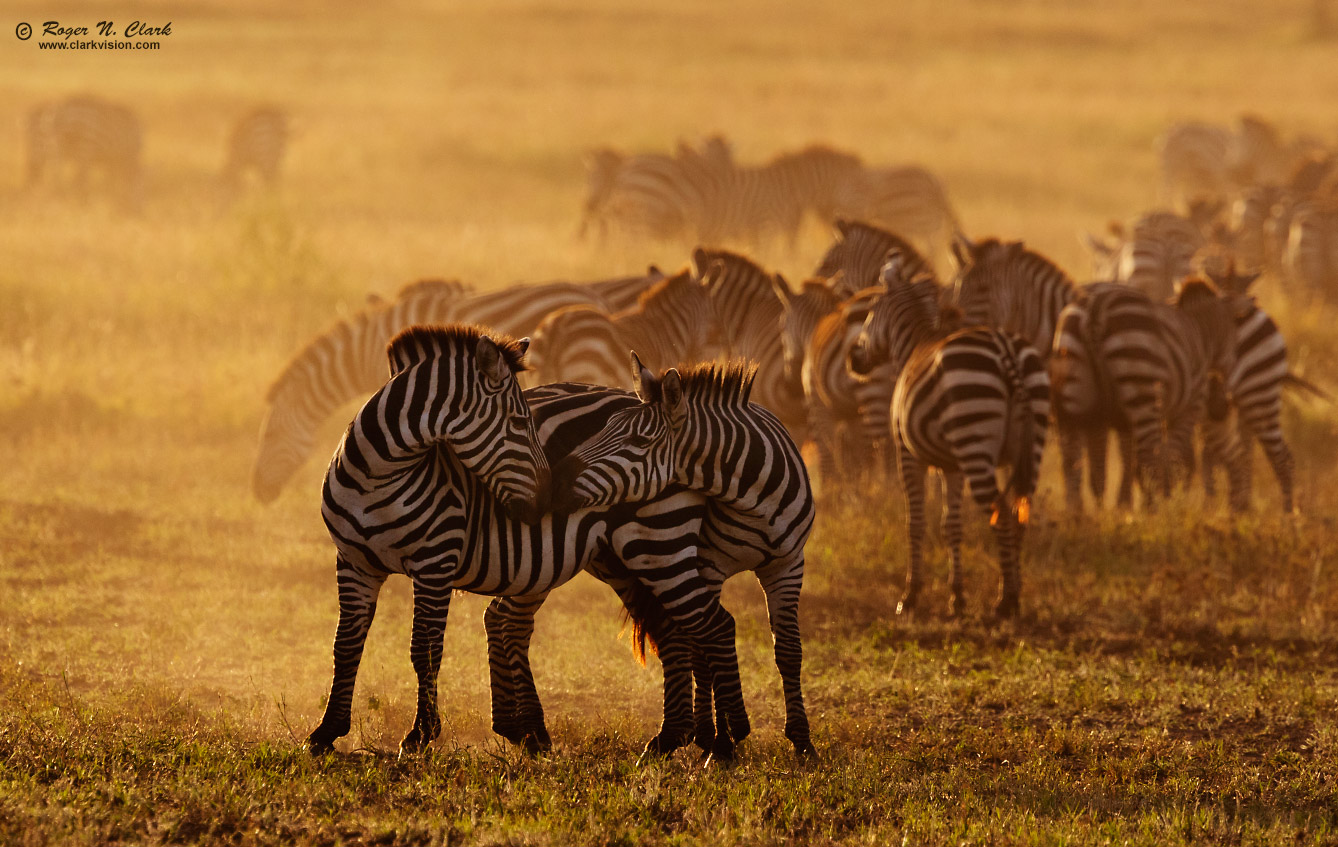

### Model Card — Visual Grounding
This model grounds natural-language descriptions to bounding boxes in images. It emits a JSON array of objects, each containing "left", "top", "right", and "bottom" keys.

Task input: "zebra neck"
[
  {"left": 614, "top": 311, "right": 685, "bottom": 367},
  {"left": 676, "top": 407, "right": 782, "bottom": 511},
  {"left": 341, "top": 372, "right": 467, "bottom": 481}
]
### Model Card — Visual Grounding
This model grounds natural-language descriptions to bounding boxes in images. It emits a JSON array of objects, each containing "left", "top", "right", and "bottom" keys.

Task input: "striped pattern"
[
  {"left": 252, "top": 275, "right": 662, "bottom": 502},
  {"left": 1050, "top": 281, "right": 1240, "bottom": 511},
  {"left": 549, "top": 362, "right": 817, "bottom": 756},
  {"left": 222, "top": 106, "right": 289, "bottom": 192},
  {"left": 815, "top": 219, "right": 936, "bottom": 297},
  {"left": 1283, "top": 200, "right": 1338, "bottom": 297},
  {"left": 1115, "top": 211, "right": 1207, "bottom": 301},
  {"left": 312, "top": 340, "right": 744, "bottom": 758},
  {"left": 832, "top": 166, "right": 960, "bottom": 259},
  {"left": 951, "top": 236, "right": 1078, "bottom": 359},
  {"left": 850, "top": 275, "right": 1050, "bottom": 619},
  {"left": 692, "top": 248, "right": 808, "bottom": 437},
  {"left": 25, "top": 95, "right": 143, "bottom": 209},
  {"left": 579, "top": 145, "right": 729, "bottom": 243},
  {"left": 527, "top": 270, "right": 719, "bottom": 388}
]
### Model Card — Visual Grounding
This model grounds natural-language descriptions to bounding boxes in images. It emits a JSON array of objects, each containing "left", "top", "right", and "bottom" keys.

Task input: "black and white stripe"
[
  {"left": 850, "top": 272, "right": 1050, "bottom": 619},
  {"left": 815, "top": 219, "right": 936, "bottom": 297},
  {"left": 527, "top": 270, "right": 719, "bottom": 388},
  {"left": 310, "top": 329, "right": 744, "bottom": 758},
  {"left": 546, "top": 361, "right": 817, "bottom": 757},
  {"left": 253, "top": 275, "right": 658, "bottom": 502}
]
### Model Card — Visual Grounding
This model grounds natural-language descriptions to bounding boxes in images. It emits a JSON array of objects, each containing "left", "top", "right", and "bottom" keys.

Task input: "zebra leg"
[
  {"left": 1116, "top": 428, "right": 1137, "bottom": 509},
  {"left": 897, "top": 446, "right": 927, "bottom": 616},
  {"left": 966, "top": 471, "right": 1021, "bottom": 619},
  {"left": 1086, "top": 426, "right": 1109, "bottom": 509},
  {"left": 1057, "top": 421, "right": 1086, "bottom": 513},
  {"left": 1243, "top": 406, "right": 1294, "bottom": 513},
  {"left": 942, "top": 472, "right": 966, "bottom": 617},
  {"left": 483, "top": 594, "right": 552, "bottom": 752},
  {"left": 1201, "top": 418, "right": 1223, "bottom": 501},
  {"left": 757, "top": 556, "right": 814, "bottom": 757},
  {"left": 308, "top": 557, "right": 386, "bottom": 755},
  {"left": 400, "top": 575, "right": 452, "bottom": 755}
]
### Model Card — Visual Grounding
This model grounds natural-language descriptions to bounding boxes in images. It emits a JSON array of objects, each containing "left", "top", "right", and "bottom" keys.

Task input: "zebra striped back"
[
  {"left": 1116, "top": 211, "right": 1206, "bottom": 301},
  {"left": 1283, "top": 199, "right": 1338, "bottom": 296},
  {"left": 528, "top": 270, "right": 719, "bottom": 388},
  {"left": 850, "top": 275, "right": 1050, "bottom": 618},
  {"left": 951, "top": 236, "right": 1078, "bottom": 360},
  {"left": 815, "top": 220, "right": 935, "bottom": 297},
  {"left": 1157, "top": 121, "right": 1232, "bottom": 208},
  {"left": 252, "top": 279, "right": 606, "bottom": 502},
  {"left": 26, "top": 95, "right": 143, "bottom": 209},
  {"left": 833, "top": 166, "right": 959, "bottom": 257},
  {"left": 222, "top": 106, "right": 289, "bottom": 192},
  {"left": 776, "top": 277, "right": 844, "bottom": 389},
  {"left": 692, "top": 248, "right": 807, "bottom": 434}
]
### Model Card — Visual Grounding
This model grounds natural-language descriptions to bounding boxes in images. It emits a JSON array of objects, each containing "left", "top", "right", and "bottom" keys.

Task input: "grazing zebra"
[
  {"left": 716, "top": 145, "right": 867, "bottom": 247},
  {"left": 221, "top": 106, "right": 289, "bottom": 192},
  {"left": 815, "top": 219, "right": 936, "bottom": 297},
  {"left": 951, "top": 235, "right": 1079, "bottom": 359},
  {"left": 1050, "top": 281, "right": 1241, "bottom": 510},
  {"left": 311, "top": 326, "right": 745, "bottom": 758},
  {"left": 833, "top": 166, "right": 960, "bottom": 260},
  {"left": 527, "top": 269, "right": 720, "bottom": 387},
  {"left": 252, "top": 277, "right": 652, "bottom": 502},
  {"left": 849, "top": 271, "right": 1050, "bottom": 618},
  {"left": 580, "top": 145, "right": 731, "bottom": 243},
  {"left": 543, "top": 359, "right": 818, "bottom": 757},
  {"left": 25, "top": 95, "right": 143, "bottom": 209},
  {"left": 690, "top": 248, "right": 808, "bottom": 436}
]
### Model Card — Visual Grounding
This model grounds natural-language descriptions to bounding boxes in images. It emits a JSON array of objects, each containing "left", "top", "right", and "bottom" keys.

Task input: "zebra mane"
[
  {"left": 386, "top": 324, "right": 530, "bottom": 374},
  {"left": 691, "top": 246, "right": 763, "bottom": 278},
  {"left": 675, "top": 361, "right": 757, "bottom": 407},
  {"left": 632, "top": 268, "right": 695, "bottom": 311}
]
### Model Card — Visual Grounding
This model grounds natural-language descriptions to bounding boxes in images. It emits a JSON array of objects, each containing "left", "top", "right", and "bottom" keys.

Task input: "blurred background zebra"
[
  {"left": 221, "top": 106, "right": 289, "bottom": 197},
  {"left": 25, "top": 94, "right": 144, "bottom": 210}
]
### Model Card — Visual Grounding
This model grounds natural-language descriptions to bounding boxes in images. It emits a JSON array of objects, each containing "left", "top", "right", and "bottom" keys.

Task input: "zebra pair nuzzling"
[{"left": 310, "top": 324, "right": 816, "bottom": 761}]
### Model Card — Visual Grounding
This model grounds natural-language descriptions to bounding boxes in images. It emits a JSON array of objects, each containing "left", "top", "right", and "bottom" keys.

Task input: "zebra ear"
[
  {"left": 951, "top": 232, "right": 975, "bottom": 269},
  {"left": 630, "top": 351, "right": 659, "bottom": 403},
  {"left": 514, "top": 336, "right": 531, "bottom": 363},
  {"left": 476, "top": 336, "right": 507, "bottom": 383},
  {"left": 661, "top": 368, "right": 687, "bottom": 428},
  {"left": 835, "top": 218, "right": 852, "bottom": 238},
  {"left": 647, "top": 264, "right": 664, "bottom": 279},
  {"left": 770, "top": 273, "right": 793, "bottom": 306},
  {"left": 880, "top": 251, "right": 904, "bottom": 288},
  {"left": 691, "top": 247, "right": 710, "bottom": 277}
]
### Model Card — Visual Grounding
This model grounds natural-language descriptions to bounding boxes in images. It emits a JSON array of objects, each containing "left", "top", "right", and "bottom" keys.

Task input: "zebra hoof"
[
  {"left": 992, "top": 596, "right": 1020, "bottom": 620},
  {"left": 693, "top": 725, "right": 714, "bottom": 753},
  {"left": 705, "top": 735, "right": 736, "bottom": 767},
  {"left": 492, "top": 721, "right": 526, "bottom": 745},
  {"left": 726, "top": 711, "right": 751, "bottom": 743},
  {"left": 306, "top": 736, "right": 337, "bottom": 757},
  {"left": 947, "top": 593, "right": 966, "bottom": 619},
  {"left": 521, "top": 727, "right": 552, "bottom": 755},
  {"left": 895, "top": 594, "right": 919, "bottom": 617}
]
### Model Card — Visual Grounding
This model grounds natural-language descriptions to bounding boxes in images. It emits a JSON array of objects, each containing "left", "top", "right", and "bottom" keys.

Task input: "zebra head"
[
  {"left": 849, "top": 268, "right": 942, "bottom": 377},
  {"left": 775, "top": 274, "right": 842, "bottom": 390},
  {"left": 549, "top": 352, "right": 683, "bottom": 511},
  {"left": 388, "top": 326, "right": 551, "bottom": 524}
]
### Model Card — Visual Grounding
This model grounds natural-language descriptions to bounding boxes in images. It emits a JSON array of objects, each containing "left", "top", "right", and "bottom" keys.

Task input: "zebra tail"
[
  {"left": 995, "top": 362, "right": 1037, "bottom": 527},
  {"left": 618, "top": 579, "right": 667, "bottom": 667},
  {"left": 1282, "top": 372, "right": 1333, "bottom": 403}
]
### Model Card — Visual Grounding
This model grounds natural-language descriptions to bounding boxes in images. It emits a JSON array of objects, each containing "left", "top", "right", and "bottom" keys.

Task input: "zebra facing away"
[
  {"left": 310, "top": 326, "right": 746, "bottom": 758},
  {"left": 815, "top": 219, "right": 936, "bottom": 297},
  {"left": 850, "top": 271, "right": 1050, "bottom": 619},
  {"left": 1050, "top": 281, "right": 1241, "bottom": 511},
  {"left": 544, "top": 358, "right": 818, "bottom": 757},
  {"left": 26, "top": 95, "right": 143, "bottom": 209},
  {"left": 221, "top": 106, "right": 289, "bottom": 194}
]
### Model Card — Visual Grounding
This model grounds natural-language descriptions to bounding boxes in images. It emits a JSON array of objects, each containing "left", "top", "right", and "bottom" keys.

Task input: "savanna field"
[{"left": 4, "top": 1, "right": 1338, "bottom": 844}]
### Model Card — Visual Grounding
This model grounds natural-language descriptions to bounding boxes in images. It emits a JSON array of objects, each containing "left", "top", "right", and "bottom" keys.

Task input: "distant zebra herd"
[
  {"left": 266, "top": 120, "right": 1328, "bottom": 760},
  {"left": 21, "top": 94, "right": 288, "bottom": 209}
]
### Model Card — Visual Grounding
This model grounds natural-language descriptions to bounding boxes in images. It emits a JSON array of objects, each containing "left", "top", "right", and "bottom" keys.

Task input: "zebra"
[
  {"left": 690, "top": 248, "right": 808, "bottom": 437},
  {"left": 832, "top": 166, "right": 960, "bottom": 261},
  {"left": 715, "top": 145, "right": 867, "bottom": 248},
  {"left": 1050, "top": 281, "right": 1241, "bottom": 510},
  {"left": 1114, "top": 211, "right": 1208, "bottom": 301},
  {"left": 540, "top": 359, "right": 817, "bottom": 757},
  {"left": 221, "top": 106, "right": 289, "bottom": 193},
  {"left": 815, "top": 219, "right": 936, "bottom": 297},
  {"left": 1283, "top": 199, "right": 1338, "bottom": 298},
  {"left": 1157, "top": 121, "right": 1232, "bottom": 208},
  {"left": 951, "top": 235, "right": 1079, "bottom": 360},
  {"left": 527, "top": 269, "right": 720, "bottom": 388},
  {"left": 252, "top": 275, "right": 658, "bottom": 502},
  {"left": 25, "top": 95, "right": 143, "bottom": 209},
  {"left": 849, "top": 269, "right": 1050, "bottom": 618},
  {"left": 310, "top": 326, "right": 745, "bottom": 759},
  {"left": 1197, "top": 265, "right": 1299, "bottom": 513},
  {"left": 580, "top": 145, "right": 731, "bottom": 244}
]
